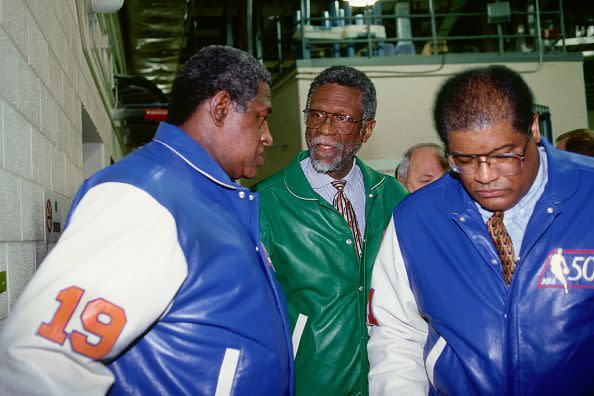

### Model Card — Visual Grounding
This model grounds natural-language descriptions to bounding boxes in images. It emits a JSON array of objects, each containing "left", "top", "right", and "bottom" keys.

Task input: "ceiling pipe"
[
  {"left": 91, "top": 0, "right": 124, "bottom": 13},
  {"left": 247, "top": 0, "right": 254, "bottom": 55},
  {"left": 347, "top": 0, "right": 377, "bottom": 7}
]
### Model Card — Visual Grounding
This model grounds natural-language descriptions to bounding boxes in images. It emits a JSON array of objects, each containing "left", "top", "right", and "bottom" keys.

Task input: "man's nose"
[
  {"left": 474, "top": 159, "right": 499, "bottom": 184},
  {"left": 318, "top": 116, "right": 337, "bottom": 135},
  {"left": 261, "top": 121, "right": 273, "bottom": 146}
]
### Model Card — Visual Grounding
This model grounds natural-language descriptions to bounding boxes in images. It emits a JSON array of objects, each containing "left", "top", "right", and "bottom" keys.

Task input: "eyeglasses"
[
  {"left": 448, "top": 138, "right": 530, "bottom": 176},
  {"left": 303, "top": 108, "right": 365, "bottom": 135}
]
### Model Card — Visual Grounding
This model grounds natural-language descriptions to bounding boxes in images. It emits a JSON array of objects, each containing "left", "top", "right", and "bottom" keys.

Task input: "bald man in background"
[
  {"left": 555, "top": 128, "right": 594, "bottom": 157},
  {"left": 396, "top": 143, "right": 448, "bottom": 192}
]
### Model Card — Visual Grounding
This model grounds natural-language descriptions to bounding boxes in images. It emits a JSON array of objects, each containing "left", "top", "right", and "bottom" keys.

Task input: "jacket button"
[
  {"left": 238, "top": 191, "right": 246, "bottom": 199},
  {"left": 368, "top": 194, "right": 373, "bottom": 198},
  {"left": 249, "top": 194, "right": 255, "bottom": 200},
  {"left": 459, "top": 216, "right": 465, "bottom": 222},
  {"left": 547, "top": 207, "right": 554, "bottom": 214},
  {"left": 358, "top": 286, "right": 363, "bottom": 292},
  {"left": 346, "top": 239, "right": 352, "bottom": 245},
  {"left": 491, "top": 259, "right": 498, "bottom": 265}
]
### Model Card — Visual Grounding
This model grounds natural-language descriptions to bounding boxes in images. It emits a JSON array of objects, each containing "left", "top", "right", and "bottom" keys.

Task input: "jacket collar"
[
  {"left": 283, "top": 150, "right": 386, "bottom": 200},
  {"left": 539, "top": 138, "right": 580, "bottom": 204},
  {"left": 442, "top": 138, "right": 579, "bottom": 214},
  {"left": 152, "top": 122, "right": 238, "bottom": 190}
]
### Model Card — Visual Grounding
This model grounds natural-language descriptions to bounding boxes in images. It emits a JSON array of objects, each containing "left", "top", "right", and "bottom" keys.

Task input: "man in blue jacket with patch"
[
  {"left": 368, "top": 65, "right": 594, "bottom": 395},
  {"left": 0, "top": 46, "right": 293, "bottom": 395}
]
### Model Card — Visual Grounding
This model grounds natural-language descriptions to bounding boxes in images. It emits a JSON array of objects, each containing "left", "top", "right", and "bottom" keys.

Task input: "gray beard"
[
  {"left": 308, "top": 135, "right": 345, "bottom": 173},
  {"left": 310, "top": 154, "right": 340, "bottom": 173},
  {"left": 309, "top": 138, "right": 359, "bottom": 175}
]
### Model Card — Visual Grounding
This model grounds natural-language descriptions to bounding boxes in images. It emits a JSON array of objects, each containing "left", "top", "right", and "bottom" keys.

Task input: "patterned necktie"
[
  {"left": 331, "top": 180, "right": 363, "bottom": 257},
  {"left": 486, "top": 210, "right": 516, "bottom": 285}
]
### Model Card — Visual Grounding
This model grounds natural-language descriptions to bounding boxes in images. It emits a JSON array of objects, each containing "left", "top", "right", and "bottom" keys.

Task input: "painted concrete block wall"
[
  {"left": 0, "top": 0, "right": 122, "bottom": 321},
  {"left": 267, "top": 61, "right": 587, "bottom": 175}
]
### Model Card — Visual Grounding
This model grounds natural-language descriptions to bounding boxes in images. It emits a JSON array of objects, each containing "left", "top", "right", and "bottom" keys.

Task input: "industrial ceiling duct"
[{"left": 91, "top": 0, "right": 124, "bottom": 13}]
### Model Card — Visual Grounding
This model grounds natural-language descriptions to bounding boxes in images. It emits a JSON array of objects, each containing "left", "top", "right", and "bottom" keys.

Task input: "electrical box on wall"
[{"left": 43, "top": 191, "right": 64, "bottom": 244}]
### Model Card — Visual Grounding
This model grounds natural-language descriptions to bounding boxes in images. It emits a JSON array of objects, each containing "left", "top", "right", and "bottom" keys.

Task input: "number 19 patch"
[{"left": 37, "top": 286, "right": 127, "bottom": 360}]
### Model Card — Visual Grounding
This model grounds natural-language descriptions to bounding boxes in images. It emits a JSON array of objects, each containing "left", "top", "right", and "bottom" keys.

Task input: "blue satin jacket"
[
  {"left": 395, "top": 140, "right": 594, "bottom": 395},
  {"left": 70, "top": 122, "right": 294, "bottom": 395}
]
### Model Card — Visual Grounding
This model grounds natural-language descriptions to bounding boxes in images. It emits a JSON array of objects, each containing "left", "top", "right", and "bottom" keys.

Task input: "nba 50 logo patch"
[{"left": 537, "top": 249, "right": 594, "bottom": 294}]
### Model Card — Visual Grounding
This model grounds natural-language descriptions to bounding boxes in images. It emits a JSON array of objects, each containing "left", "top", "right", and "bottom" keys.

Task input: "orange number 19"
[{"left": 37, "top": 286, "right": 127, "bottom": 360}]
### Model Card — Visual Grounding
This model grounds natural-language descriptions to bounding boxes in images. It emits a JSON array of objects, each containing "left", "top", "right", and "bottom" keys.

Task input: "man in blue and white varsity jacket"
[
  {"left": 0, "top": 46, "right": 293, "bottom": 395},
  {"left": 368, "top": 65, "right": 594, "bottom": 395}
]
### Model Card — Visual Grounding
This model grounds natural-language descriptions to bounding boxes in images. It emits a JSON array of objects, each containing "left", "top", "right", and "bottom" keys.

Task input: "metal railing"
[{"left": 260, "top": 0, "right": 572, "bottom": 77}]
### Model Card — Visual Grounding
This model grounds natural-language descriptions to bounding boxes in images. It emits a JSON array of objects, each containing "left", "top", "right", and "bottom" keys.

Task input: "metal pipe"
[
  {"left": 559, "top": 0, "right": 566, "bottom": 53},
  {"left": 276, "top": 17, "right": 283, "bottom": 72},
  {"left": 535, "top": 0, "right": 543, "bottom": 54},
  {"left": 300, "top": 0, "right": 307, "bottom": 59},
  {"left": 256, "top": 12, "right": 263, "bottom": 61},
  {"left": 429, "top": 0, "right": 439, "bottom": 55},
  {"left": 366, "top": 7, "right": 372, "bottom": 58},
  {"left": 226, "top": 11, "right": 234, "bottom": 46},
  {"left": 497, "top": 24, "right": 504, "bottom": 55},
  {"left": 247, "top": 0, "right": 253, "bottom": 55}
]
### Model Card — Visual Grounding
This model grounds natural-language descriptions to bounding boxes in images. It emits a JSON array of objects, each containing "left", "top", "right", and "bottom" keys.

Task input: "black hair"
[
  {"left": 168, "top": 45, "right": 271, "bottom": 125},
  {"left": 433, "top": 65, "right": 534, "bottom": 144}
]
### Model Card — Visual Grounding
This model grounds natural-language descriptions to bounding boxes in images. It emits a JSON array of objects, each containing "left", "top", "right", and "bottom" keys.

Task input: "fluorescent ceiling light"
[{"left": 347, "top": 0, "right": 378, "bottom": 7}]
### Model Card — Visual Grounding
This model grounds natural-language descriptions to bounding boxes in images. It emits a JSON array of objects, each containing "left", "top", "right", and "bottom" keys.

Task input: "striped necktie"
[
  {"left": 487, "top": 210, "right": 516, "bottom": 285},
  {"left": 331, "top": 180, "right": 363, "bottom": 257}
]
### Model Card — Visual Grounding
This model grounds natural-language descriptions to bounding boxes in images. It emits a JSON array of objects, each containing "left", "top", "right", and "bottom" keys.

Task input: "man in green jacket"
[{"left": 256, "top": 66, "right": 407, "bottom": 395}]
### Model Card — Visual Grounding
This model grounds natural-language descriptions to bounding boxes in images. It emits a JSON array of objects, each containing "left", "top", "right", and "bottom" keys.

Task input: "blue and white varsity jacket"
[
  {"left": 368, "top": 140, "right": 594, "bottom": 396},
  {"left": 0, "top": 122, "right": 294, "bottom": 395}
]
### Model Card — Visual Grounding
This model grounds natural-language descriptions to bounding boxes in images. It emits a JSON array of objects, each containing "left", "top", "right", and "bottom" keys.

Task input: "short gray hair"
[
  {"left": 306, "top": 65, "right": 376, "bottom": 121},
  {"left": 396, "top": 143, "right": 448, "bottom": 180}
]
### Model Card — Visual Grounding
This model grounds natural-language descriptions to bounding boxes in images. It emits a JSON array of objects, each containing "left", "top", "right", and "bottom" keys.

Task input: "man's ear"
[
  {"left": 361, "top": 119, "right": 375, "bottom": 143},
  {"left": 531, "top": 113, "right": 541, "bottom": 144},
  {"left": 210, "top": 90, "right": 232, "bottom": 127}
]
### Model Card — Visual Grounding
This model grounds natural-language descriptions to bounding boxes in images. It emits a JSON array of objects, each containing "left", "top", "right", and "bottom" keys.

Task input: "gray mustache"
[{"left": 310, "top": 136, "right": 343, "bottom": 150}]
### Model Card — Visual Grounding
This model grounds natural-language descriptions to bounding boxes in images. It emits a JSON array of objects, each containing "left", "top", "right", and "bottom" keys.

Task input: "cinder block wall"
[{"left": 0, "top": 0, "right": 121, "bottom": 321}]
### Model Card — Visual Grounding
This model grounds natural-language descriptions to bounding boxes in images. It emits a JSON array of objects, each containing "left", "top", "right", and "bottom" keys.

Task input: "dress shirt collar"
[{"left": 302, "top": 156, "right": 358, "bottom": 187}]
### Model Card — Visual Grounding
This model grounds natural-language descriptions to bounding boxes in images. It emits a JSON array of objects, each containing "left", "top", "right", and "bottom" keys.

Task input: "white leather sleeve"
[
  {"left": 367, "top": 217, "right": 429, "bottom": 396},
  {"left": 0, "top": 182, "right": 188, "bottom": 395}
]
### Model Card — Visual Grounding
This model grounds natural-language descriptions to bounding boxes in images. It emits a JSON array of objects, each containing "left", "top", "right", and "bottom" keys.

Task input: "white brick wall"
[
  {"left": 0, "top": 169, "right": 21, "bottom": 241},
  {"left": 0, "top": 0, "right": 122, "bottom": 320}
]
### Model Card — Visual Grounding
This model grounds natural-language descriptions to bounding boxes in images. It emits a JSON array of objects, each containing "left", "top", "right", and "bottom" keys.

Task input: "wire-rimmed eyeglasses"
[
  {"left": 303, "top": 108, "right": 366, "bottom": 135},
  {"left": 448, "top": 137, "right": 530, "bottom": 176}
]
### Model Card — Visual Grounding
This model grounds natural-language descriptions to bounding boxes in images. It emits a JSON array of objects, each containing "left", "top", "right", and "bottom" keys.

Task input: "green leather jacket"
[{"left": 255, "top": 151, "right": 407, "bottom": 396}]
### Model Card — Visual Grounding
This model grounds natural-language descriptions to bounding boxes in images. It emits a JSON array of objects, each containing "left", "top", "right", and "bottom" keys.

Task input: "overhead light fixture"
[
  {"left": 91, "top": 0, "right": 124, "bottom": 13},
  {"left": 347, "top": 0, "right": 378, "bottom": 7}
]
